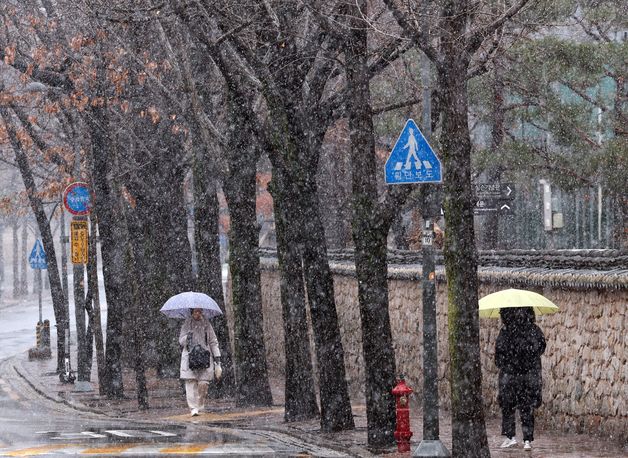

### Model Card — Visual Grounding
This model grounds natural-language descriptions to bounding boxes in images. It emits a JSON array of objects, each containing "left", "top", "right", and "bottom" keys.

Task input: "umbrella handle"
[{"left": 187, "top": 333, "right": 193, "bottom": 350}]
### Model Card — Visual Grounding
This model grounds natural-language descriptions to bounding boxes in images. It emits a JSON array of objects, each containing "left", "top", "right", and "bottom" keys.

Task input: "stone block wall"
[{"left": 257, "top": 260, "right": 627, "bottom": 442}]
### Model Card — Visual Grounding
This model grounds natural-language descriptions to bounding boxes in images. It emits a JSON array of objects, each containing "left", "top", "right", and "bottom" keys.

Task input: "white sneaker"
[
  {"left": 190, "top": 408, "right": 199, "bottom": 416},
  {"left": 500, "top": 437, "right": 518, "bottom": 448},
  {"left": 523, "top": 440, "right": 532, "bottom": 450}
]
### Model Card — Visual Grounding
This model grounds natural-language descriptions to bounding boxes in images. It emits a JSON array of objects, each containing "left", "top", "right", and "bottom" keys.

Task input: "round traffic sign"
[{"left": 63, "top": 182, "right": 93, "bottom": 215}]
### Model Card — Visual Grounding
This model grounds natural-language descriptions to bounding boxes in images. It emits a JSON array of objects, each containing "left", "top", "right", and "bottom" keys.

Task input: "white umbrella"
[{"left": 160, "top": 292, "right": 223, "bottom": 319}]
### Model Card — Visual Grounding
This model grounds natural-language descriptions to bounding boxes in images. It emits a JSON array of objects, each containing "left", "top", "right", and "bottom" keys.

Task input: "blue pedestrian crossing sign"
[
  {"left": 29, "top": 239, "right": 48, "bottom": 270},
  {"left": 385, "top": 119, "right": 442, "bottom": 184}
]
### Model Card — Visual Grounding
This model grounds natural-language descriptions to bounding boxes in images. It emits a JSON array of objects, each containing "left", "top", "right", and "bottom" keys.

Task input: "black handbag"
[{"left": 188, "top": 344, "right": 212, "bottom": 370}]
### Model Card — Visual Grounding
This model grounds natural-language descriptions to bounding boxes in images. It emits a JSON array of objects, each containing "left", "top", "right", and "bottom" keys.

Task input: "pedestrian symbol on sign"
[
  {"left": 29, "top": 239, "right": 48, "bottom": 270},
  {"left": 385, "top": 119, "right": 442, "bottom": 184}
]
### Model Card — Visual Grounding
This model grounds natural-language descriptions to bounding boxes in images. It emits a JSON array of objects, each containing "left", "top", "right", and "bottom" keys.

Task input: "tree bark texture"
[
  {"left": 481, "top": 61, "right": 506, "bottom": 250},
  {"left": 124, "top": 116, "right": 194, "bottom": 376},
  {"left": 124, "top": 210, "right": 150, "bottom": 410},
  {"left": 2, "top": 108, "right": 69, "bottom": 373},
  {"left": 87, "top": 218, "right": 107, "bottom": 396},
  {"left": 12, "top": 222, "right": 18, "bottom": 299},
  {"left": 74, "top": 262, "right": 88, "bottom": 381},
  {"left": 266, "top": 110, "right": 354, "bottom": 430},
  {"left": 438, "top": 50, "right": 490, "bottom": 457},
  {"left": 87, "top": 104, "right": 125, "bottom": 398},
  {"left": 193, "top": 153, "right": 235, "bottom": 396},
  {"left": 269, "top": 176, "right": 319, "bottom": 422},
  {"left": 292, "top": 169, "right": 355, "bottom": 432},
  {"left": 223, "top": 94, "right": 272, "bottom": 407},
  {"left": 223, "top": 167, "right": 273, "bottom": 407},
  {"left": 20, "top": 222, "right": 27, "bottom": 296},
  {"left": 345, "top": 1, "right": 397, "bottom": 445}
]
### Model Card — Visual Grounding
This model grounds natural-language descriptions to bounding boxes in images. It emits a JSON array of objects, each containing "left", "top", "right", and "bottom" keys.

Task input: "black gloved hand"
[{"left": 214, "top": 356, "right": 221, "bottom": 364}]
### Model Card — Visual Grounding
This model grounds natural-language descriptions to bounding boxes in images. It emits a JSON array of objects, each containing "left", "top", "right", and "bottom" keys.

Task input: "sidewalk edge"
[
  {"left": 12, "top": 360, "right": 111, "bottom": 417},
  {"left": 247, "top": 425, "right": 376, "bottom": 458}
]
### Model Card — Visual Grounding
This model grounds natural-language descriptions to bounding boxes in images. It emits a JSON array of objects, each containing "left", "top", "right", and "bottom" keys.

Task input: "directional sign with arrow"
[
  {"left": 474, "top": 199, "right": 514, "bottom": 214},
  {"left": 473, "top": 182, "right": 516, "bottom": 215},
  {"left": 475, "top": 182, "right": 515, "bottom": 200}
]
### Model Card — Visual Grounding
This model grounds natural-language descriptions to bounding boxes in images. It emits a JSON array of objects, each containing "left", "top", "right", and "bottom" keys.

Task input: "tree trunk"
[
  {"left": 266, "top": 101, "right": 354, "bottom": 432},
  {"left": 222, "top": 92, "right": 272, "bottom": 406},
  {"left": 0, "top": 224, "right": 4, "bottom": 300},
  {"left": 269, "top": 176, "right": 319, "bottom": 422},
  {"left": 298, "top": 178, "right": 355, "bottom": 432},
  {"left": 74, "top": 261, "right": 88, "bottom": 381},
  {"left": 59, "top": 208, "right": 69, "bottom": 305},
  {"left": 12, "top": 222, "right": 19, "bottom": 299},
  {"left": 223, "top": 162, "right": 273, "bottom": 407},
  {"left": 481, "top": 61, "right": 505, "bottom": 250},
  {"left": 87, "top": 104, "right": 125, "bottom": 398},
  {"left": 124, "top": 209, "right": 150, "bottom": 410},
  {"left": 438, "top": 56, "right": 490, "bottom": 456},
  {"left": 87, "top": 218, "right": 106, "bottom": 395},
  {"left": 345, "top": 3, "right": 397, "bottom": 444},
  {"left": 20, "top": 222, "right": 27, "bottom": 296},
  {"left": 192, "top": 152, "right": 235, "bottom": 396},
  {"left": 6, "top": 118, "right": 69, "bottom": 373}
]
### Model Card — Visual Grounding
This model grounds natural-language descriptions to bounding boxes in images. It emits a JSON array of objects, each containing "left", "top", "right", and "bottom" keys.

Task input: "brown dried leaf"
[
  {"left": 4, "top": 45, "right": 15, "bottom": 65},
  {"left": 147, "top": 106, "right": 160, "bottom": 124}
]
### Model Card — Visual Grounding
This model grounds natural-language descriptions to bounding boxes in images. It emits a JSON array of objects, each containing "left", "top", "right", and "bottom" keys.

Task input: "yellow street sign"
[{"left": 70, "top": 220, "right": 88, "bottom": 264}]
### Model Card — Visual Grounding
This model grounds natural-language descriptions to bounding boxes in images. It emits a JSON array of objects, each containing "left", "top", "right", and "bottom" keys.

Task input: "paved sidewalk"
[{"left": 12, "top": 350, "right": 627, "bottom": 457}]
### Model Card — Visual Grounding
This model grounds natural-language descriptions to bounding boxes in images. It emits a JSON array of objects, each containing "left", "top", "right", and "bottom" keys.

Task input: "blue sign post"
[
  {"left": 29, "top": 239, "right": 48, "bottom": 270},
  {"left": 30, "top": 239, "right": 47, "bottom": 324},
  {"left": 385, "top": 119, "right": 449, "bottom": 457},
  {"left": 385, "top": 119, "right": 442, "bottom": 184}
]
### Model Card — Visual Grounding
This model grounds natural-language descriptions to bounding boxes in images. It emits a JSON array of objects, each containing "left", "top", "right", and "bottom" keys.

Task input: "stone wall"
[{"left": 257, "top": 258, "right": 627, "bottom": 442}]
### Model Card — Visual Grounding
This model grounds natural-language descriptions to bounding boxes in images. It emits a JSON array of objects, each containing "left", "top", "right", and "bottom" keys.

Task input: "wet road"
[
  {"left": 0, "top": 300, "right": 42, "bottom": 361},
  {"left": 0, "top": 276, "right": 348, "bottom": 456},
  {"left": 0, "top": 358, "right": 347, "bottom": 456}
]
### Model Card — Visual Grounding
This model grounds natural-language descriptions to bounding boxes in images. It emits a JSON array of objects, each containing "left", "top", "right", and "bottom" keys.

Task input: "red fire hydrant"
[{"left": 392, "top": 378, "right": 413, "bottom": 452}]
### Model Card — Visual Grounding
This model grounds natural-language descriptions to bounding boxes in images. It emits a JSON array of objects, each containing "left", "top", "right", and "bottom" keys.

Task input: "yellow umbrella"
[{"left": 479, "top": 288, "right": 559, "bottom": 318}]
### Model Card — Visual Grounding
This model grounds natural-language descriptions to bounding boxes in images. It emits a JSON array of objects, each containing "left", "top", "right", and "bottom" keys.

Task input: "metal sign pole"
[
  {"left": 382, "top": 33, "right": 446, "bottom": 456},
  {"left": 414, "top": 15, "right": 449, "bottom": 456},
  {"left": 38, "top": 269, "right": 43, "bottom": 324}
]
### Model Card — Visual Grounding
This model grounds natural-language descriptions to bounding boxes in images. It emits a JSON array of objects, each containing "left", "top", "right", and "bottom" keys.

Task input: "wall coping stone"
[{"left": 259, "top": 250, "right": 628, "bottom": 290}]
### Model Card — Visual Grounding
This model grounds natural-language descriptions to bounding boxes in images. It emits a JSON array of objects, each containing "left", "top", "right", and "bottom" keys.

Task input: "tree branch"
[
  {"left": 372, "top": 97, "right": 421, "bottom": 116},
  {"left": 381, "top": 0, "right": 441, "bottom": 67},
  {"left": 558, "top": 79, "right": 608, "bottom": 112},
  {"left": 467, "top": 28, "right": 504, "bottom": 79},
  {"left": 466, "top": 0, "right": 531, "bottom": 53},
  {"left": 10, "top": 103, "right": 71, "bottom": 172}
]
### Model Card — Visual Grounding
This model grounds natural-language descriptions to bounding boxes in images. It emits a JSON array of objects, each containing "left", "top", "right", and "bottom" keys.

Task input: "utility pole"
[{"left": 414, "top": 17, "right": 449, "bottom": 457}]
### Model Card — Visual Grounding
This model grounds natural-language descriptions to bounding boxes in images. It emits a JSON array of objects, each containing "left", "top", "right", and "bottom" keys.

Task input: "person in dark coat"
[{"left": 495, "top": 307, "right": 546, "bottom": 450}]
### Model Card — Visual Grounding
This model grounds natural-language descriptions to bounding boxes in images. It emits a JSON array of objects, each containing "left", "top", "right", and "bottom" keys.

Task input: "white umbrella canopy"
[{"left": 160, "top": 291, "right": 223, "bottom": 319}]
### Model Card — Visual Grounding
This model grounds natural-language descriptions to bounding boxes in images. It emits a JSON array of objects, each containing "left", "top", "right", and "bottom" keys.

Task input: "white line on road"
[
  {"left": 149, "top": 430, "right": 177, "bottom": 437},
  {"left": 104, "top": 430, "right": 133, "bottom": 437},
  {"left": 51, "top": 431, "right": 107, "bottom": 439}
]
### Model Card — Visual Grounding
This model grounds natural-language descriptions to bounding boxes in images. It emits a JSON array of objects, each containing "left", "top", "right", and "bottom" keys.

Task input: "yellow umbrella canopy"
[{"left": 479, "top": 288, "right": 559, "bottom": 318}]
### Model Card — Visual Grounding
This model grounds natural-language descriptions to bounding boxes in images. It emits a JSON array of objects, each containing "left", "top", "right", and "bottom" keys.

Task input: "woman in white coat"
[{"left": 179, "top": 308, "right": 221, "bottom": 416}]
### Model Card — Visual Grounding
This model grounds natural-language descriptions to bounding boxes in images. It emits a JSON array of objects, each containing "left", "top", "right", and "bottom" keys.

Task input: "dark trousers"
[{"left": 501, "top": 405, "right": 535, "bottom": 442}]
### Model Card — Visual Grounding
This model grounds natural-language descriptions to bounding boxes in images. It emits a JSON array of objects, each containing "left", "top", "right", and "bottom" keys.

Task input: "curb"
[
  {"left": 253, "top": 425, "right": 376, "bottom": 458},
  {"left": 12, "top": 361, "right": 111, "bottom": 417}
]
